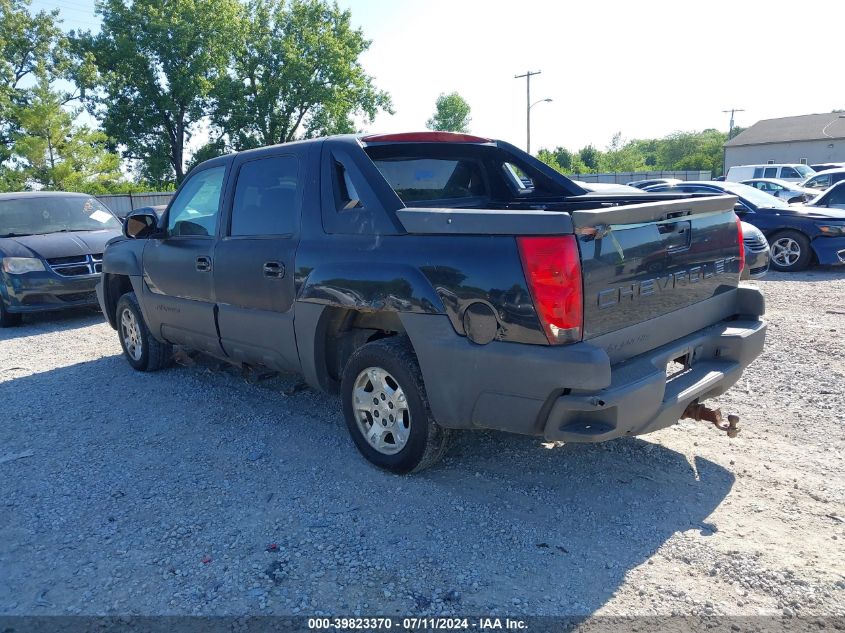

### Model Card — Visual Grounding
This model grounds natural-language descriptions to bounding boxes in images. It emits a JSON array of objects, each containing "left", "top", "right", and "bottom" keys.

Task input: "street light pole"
[{"left": 515, "top": 70, "right": 541, "bottom": 153}]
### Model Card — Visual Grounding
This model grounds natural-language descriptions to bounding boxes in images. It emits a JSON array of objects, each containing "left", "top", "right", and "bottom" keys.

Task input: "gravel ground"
[{"left": 0, "top": 270, "right": 843, "bottom": 620}]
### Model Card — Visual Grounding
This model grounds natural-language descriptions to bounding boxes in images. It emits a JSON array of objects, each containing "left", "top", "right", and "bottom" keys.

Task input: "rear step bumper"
[
  {"left": 399, "top": 286, "right": 766, "bottom": 442},
  {"left": 542, "top": 317, "right": 766, "bottom": 442}
]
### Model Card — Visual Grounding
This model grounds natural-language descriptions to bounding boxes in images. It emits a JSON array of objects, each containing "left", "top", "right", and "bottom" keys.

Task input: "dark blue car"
[
  {"left": 645, "top": 181, "right": 845, "bottom": 272},
  {"left": 0, "top": 192, "right": 122, "bottom": 326}
]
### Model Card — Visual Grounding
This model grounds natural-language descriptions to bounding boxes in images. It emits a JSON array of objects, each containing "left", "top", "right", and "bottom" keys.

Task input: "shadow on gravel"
[
  {"left": 1, "top": 353, "right": 735, "bottom": 617},
  {"left": 0, "top": 308, "right": 104, "bottom": 342}
]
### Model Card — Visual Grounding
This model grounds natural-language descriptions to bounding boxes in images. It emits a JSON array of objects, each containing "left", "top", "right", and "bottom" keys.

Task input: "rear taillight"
[
  {"left": 735, "top": 216, "right": 745, "bottom": 273},
  {"left": 517, "top": 235, "right": 583, "bottom": 345}
]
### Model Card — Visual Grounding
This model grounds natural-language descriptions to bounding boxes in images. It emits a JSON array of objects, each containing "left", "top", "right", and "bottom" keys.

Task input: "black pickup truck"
[{"left": 97, "top": 132, "right": 766, "bottom": 473}]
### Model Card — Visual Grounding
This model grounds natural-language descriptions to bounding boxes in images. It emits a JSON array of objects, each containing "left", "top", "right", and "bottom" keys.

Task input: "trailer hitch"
[{"left": 682, "top": 403, "right": 740, "bottom": 438}]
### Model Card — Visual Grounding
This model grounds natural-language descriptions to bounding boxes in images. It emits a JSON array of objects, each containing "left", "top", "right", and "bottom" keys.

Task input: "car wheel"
[
  {"left": 769, "top": 230, "right": 812, "bottom": 272},
  {"left": 0, "top": 297, "right": 23, "bottom": 327},
  {"left": 341, "top": 337, "right": 451, "bottom": 474},
  {"left": 115, "top": 291, "right": 172, "bottom": 371}
]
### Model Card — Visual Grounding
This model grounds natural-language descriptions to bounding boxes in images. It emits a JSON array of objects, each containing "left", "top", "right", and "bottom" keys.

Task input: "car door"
[
  {"left": 142, "top": 164, "right": 227, "bottom": 354},
  {"left": 213, "top": 152, "right": 303, "bottom": 371}
]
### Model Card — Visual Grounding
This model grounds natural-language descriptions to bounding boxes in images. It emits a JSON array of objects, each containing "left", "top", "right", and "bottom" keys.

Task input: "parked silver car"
[{"left": 740, "top": 178, "right": 818, "bottom": 204}]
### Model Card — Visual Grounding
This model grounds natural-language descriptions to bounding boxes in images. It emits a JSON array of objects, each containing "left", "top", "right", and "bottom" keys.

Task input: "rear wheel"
[
  {"left": 340, "top": 337, "right": 451, "bottom": 474},
  {"left": 0, "top": 298, "right": 22, "bottom": 327},
  {"left": 116, "top": 292, "right": 172, "bottom": 371},
  {"left": 769, "top": 230, "right": 812, "bottom": 272}
]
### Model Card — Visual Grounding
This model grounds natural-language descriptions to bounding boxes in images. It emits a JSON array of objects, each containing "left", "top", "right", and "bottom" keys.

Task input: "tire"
[
  {"left": 768, "top": 230, "right": 812, "bottom": 272},
  {"left": 0, "top": 297, "right": 23, "bottom": 327},
  {"left": 340, "top": 336, "right": 451, "bottom": 474},
  {"left": 115, "top": 291, "right": 172, "bottom": 371}
]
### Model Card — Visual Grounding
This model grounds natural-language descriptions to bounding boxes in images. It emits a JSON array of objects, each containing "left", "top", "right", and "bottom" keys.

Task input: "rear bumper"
[
  {"left": 811, "top": 236, "right": 845, "bottom": 265},
  {"left": 1, "top": 271, "right": 99, "bottom": 313},
  {"left": 543, "top": 317, "right": 765, "bottom": 442},
  {"left": 400, "top": 286, "right": 766, "bottom": 442}
]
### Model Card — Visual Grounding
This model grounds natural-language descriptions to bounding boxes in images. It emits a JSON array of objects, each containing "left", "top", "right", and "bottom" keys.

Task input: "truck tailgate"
[{"left": 573, "top": 195, "right": 743, "bottom": 347}]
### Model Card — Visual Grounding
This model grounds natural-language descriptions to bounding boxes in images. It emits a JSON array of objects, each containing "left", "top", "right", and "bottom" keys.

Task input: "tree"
[
  {"left": 73, "top": 0, "right": 243, "bottom": 185},
  {"left": 7, "top": 78, "right": 122, "bottom": 192},
  {"left": 211, "top": 0, "right": 392, "bottom": 150},
  {"left": 426, "top": 92, "right": 471, "bottom": 133},
  {"left": 599, "top": 131, "right": 646, "bottom": 172},
  {"left": 577, "top": 145, "right": 602, "bottom": 172},
  {"left": 0, "top": 0, "right": 69, "bottom": 161}
]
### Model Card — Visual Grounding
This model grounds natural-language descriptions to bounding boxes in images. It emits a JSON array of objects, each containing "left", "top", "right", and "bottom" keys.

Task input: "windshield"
[
  {"left": 0, "top": 196, "right": 119, "bottom": 237},
  {"left": 721, "top": 182, "right": 790, "bottom": 209},
  {"left": 795, "top": 165, "right": 815, "bottom": 179}
]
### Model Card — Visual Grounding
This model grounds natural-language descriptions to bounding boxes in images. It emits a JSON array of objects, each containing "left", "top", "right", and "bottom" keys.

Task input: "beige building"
[{"left": 724, "top": 112, "right": 845, "bottom": 170}]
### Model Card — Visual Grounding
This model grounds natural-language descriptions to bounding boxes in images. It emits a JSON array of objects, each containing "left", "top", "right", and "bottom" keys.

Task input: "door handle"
[
  {"left": 196, "top": 256, "right": 212, "bottom": 272},
  {"left": 263, "top": 261, "right": 285, "bottom": 279}
]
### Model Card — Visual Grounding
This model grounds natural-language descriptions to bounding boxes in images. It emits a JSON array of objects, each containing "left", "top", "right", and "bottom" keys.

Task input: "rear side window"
[
  {"left": 753, "top": 167, "right": 765, "bottom": 178},
  {"left": 780, "top": 166, "right": 800, "bottom": 179},
  {"left": 371, "top": 158, "right": 486, "bottom": 203},
  {"left": 764, "top": 167, "right": 777, "bottom": 178},
  {"left": 230, "top": 156, "right": 299, "bottom": 236}
]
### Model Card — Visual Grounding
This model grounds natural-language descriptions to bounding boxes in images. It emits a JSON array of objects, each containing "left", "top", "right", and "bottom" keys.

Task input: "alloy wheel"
[
  {"left": 352, "top": 367, "right": 411, "bottom": 455},
  {"left": 120, "top": 307, "right": 143, "bottom": 361}
]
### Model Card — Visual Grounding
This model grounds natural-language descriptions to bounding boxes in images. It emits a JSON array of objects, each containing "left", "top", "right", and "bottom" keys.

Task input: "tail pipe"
[{"left": 682, "top": 402, "right": 740, "bottom": 438}]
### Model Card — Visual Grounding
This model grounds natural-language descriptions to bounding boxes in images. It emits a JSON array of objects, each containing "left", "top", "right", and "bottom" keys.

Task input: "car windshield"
[
  {"left": 720, "top": 182, "right": 790, "bottom": 209},
  {"left": 0, "top": 196, "right": 119, "bottom": 237},
  {"left": 794, "top": 165, "right": 815, "bottom": 179}
]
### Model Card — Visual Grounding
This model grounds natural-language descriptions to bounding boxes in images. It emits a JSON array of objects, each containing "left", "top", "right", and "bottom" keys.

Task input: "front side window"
[
  {"left": 230, "top": 156, "right": 299, "bottom": 236},
  {"left": 780, "top": 166, "right": 800, "bottom": 179},
  {"left": 371, "top": 158, "right": 486, "bottom": 203},
  {"left": 0, "top": 196, "right": 119, "bottom": 237},
  {"left": 167, "top": 166, "right": 226, "bottom": 237},
  {"left": 807, "top": 175, "right": 830, "bottom": 190}
]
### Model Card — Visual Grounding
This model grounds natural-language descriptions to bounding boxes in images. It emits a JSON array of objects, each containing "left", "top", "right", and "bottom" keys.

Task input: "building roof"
[{"left": 725, "top": 112, "right": 845, "bottom": 147}]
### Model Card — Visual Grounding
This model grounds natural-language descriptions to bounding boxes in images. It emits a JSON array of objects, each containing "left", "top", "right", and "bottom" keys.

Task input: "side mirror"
[
  {"left": 124, "top": 210, "right": 162, "bottom": 239},
  {"left": 733, "top": 202, "right": 748, "bottom": 214}
]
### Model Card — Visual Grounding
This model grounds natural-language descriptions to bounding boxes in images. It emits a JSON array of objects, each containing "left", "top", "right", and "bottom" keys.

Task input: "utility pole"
[
  {"left": 723, "top": 108, "right": 745, "bottom": 139},
  {"left": 515, "top": 70, "right": 541, "bottom": 153}
]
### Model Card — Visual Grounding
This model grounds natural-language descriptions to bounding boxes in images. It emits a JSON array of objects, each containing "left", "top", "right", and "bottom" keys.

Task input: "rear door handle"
[
  {"left": 263, "top": 261, "right": 285, "bottom": 279},
  {"left": 196, "top": 256, "right": 212, "bottom": 272}
]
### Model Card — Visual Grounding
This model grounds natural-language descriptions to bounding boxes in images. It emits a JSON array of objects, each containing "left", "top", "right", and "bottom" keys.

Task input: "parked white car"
[
  {"left": 800, "top": 167, "right": 845, "bottom": 193},
  {"left": 726, "top": 164, "right": 815, "bottom": 183},
  {"left": 806, "top": 180, "right": 845, "bottom": 210},
  {"left": 740, "top": 178, "right": 818, "bottom": 203}
]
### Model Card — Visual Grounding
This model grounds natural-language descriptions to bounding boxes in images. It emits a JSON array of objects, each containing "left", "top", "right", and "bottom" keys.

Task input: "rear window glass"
[{"left": 371, "top": 158, "right": 486, "bottom": 202}]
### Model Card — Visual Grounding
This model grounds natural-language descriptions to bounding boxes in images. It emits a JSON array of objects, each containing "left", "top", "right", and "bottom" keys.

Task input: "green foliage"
[
  {"left": 212, "top": 0, "right": 392, "bottom": 150},
  {"left": 426, "top": 92, "right": 471, "bottom": 133},
  {"left": 537, "top": 128, "right": 733, "bottom": 177},
  {"left": 73, "top": 0, "right": 244, "bottom": 185},
  {"left": 6, "top": 78, "right": 123, "bottom": 192},
  {"left": 0, "top": 0, "right": 69, "bottom": 161},
  {"left": 577, "top": 145, "right": 601, "bottom": 172}
]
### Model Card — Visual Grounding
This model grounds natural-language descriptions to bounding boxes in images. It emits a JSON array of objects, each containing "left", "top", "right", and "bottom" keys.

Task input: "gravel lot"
[{"left": 1, "top": 270, "right": 843, "bottom": 620}]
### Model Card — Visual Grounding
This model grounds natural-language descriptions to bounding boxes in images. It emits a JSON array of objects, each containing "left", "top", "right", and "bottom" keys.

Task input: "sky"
[{"left": 29, "top": 0, "right": 845, "bottom": 154}]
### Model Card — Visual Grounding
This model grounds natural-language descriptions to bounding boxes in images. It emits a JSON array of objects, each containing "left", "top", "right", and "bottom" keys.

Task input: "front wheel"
[
  {"left": 769, "top": 230, "right": 812, "bottom": 272},
  {"left": 115, "top": 292, "right": 172, "bottom": 371},
  {"left": 340, "top": 337, "right": 451, "bottom": 474}
]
